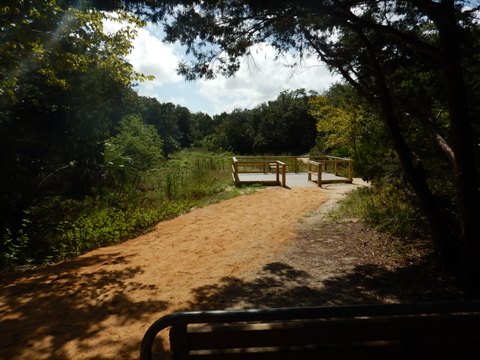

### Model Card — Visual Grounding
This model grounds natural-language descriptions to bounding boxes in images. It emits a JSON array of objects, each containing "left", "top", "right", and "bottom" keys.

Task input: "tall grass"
[
  {"left": 331, "top": 184, "right": 428, "bottom": 239},
  {"left": 2, "top": 151, "right": 244, "bottom": 267}
]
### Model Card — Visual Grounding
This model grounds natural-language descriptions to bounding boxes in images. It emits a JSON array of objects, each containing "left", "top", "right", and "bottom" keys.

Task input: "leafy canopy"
[{"left": 0, "top": 1, "right": 149, "bottom": 105}]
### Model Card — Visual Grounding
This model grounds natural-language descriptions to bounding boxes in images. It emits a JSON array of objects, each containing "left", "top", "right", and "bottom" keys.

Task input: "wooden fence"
[
  {"left": 234, "top": 155, "right": 307, "bottom": 173},
  {"left": 232, "top": 155, "right": 352, "bottom": 187},
  {"left": 307, "top": 156, "right": 353, "bottom": 186},
  {"left": 307, "top": 160, "right": 323, "bottom": 187},
  {"left": 232, "top": 157, "right": 287, "bottom": 187}
]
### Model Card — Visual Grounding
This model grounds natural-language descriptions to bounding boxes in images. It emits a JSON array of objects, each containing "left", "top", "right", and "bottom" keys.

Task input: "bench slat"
[
  {"left": 189, "top": 342, "right": 402, "bottom": 360},
  {"left": 140, "top": 302, "right": 480, "bottom": 360},
  {"left": 186, "top": 314, "right": 480, "bottom": 351}
]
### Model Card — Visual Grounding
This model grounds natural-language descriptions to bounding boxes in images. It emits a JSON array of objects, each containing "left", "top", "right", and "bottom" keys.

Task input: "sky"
[{"left": 118, "top": 22, "right": 340, "bottom": 116}]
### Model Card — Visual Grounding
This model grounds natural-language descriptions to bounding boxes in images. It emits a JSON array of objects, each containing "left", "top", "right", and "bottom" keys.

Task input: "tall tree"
[
  {"left": 259, "top": 89, "right": 317, "bottom": 154},
  {"left": 202, "top": 89, "right": 316, "bottom": 155},
  {"left": 134, "top": 97, "right": 182, "bottom": 155},
  {"left": 104, "top": 114, "right": 164, "bottom": 187},
  {"left": 0, "top": 1, "right": 146, "bottom": 243},
  {"left": 116, "top": 0, "right": 480, "bottom": 291},
  {"left": 308, "top": 85, "right": 367, "bottom": 158},
  {"left": 190, "top": 111, "right": 216, "bottom": 145}
]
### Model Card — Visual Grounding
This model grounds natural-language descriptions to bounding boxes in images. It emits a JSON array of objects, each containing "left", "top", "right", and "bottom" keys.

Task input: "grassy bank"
[
  {"left": 2, "top": 151, "right": 254, "bottom": 268},
  {"left": 331, "top": 184, "right": 428, "bottom": 239}
]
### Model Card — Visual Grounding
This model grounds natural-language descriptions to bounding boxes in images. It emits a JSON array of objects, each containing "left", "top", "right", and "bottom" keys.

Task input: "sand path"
[{"left": 1, "top": 184, "right": 358, "bottom": 359}]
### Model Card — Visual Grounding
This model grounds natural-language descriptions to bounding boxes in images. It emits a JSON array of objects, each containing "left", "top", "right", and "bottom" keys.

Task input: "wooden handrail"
[
  {"left": 232, "top": 158, "right": 287, "bottom": 187},
  {"left": 307, "top": 160, "right": 322, "bottom": 187},
  {"left": 232, "top": 155, "right": 352, "bottom": 187}
]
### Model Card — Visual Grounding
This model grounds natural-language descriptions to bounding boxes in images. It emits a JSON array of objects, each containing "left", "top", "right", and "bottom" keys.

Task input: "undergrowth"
[
  {"left": 330, "top": 184, "right": 429, "bottom": 239},
  {"left": 1, "top": 151, "right": 256, "bottom": 268}
]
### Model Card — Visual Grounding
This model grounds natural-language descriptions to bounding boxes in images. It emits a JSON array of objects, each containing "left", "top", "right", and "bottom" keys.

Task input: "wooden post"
[
  {"left": 276, "top": 162, "right": 279, "bottom": 183},
  {"left": 233, "top": 157, "right": 238, "bottom": 173},
  {"left": 232, "top": 157, "right": 239, "bottom": 183},
  {"left": 348, "top": 160, "right": 353, "bottom": 182},
  {"left": 335, "top": 160, "right": 338, "bottom": 176},
  {"left": 308, "top": 162, "right": 312, "bottom": 182},
  {"left": 318, "top": 163, "right": 322, "bottom": 187},
  {"left": 282, "top": 163, "right": 287, "bottom": 187}
]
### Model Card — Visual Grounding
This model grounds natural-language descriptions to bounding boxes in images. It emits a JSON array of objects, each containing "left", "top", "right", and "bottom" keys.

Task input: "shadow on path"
[
  {"left": 0, "top": 253, "right": 169, "bottom": 359},
  {"left": 186, "top": 257, "right": 466, "bottom": 311},
  {"left": 145, "top": 256, "right": 466, "bottom": 359}
]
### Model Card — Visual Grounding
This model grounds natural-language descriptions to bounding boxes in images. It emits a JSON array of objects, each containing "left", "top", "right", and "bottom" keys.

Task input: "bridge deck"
[{"left": 237, "top": 172, "right": 351, "bottom": 188}]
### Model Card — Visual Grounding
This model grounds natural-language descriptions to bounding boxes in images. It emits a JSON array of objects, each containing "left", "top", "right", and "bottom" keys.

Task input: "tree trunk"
[
  {"left": 374, "top": 75, "right": 458, "bottom": 270},
  {"left": 352, "top": 25, "right": 459, "bottom": 270},
  {"left": 432, "top": 1, "right": 480, "bottom": 293}
]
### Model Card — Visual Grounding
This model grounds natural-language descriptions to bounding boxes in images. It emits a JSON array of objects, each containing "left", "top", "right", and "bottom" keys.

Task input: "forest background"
[{"left": 1, "top": 1, "right": 479, "bottom": 292}]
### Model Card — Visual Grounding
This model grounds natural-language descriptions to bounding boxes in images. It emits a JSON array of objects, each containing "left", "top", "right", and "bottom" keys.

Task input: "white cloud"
[
  {"left": 196, "top": 44, "right": 338, "bottom": 114},
  {"left": 105, "top": 20, "right": 338, "bottom": 115},
  {"left": 103, "top": 18, "right": 182, "bottom": 88},
  {"left": 128, "top": 27, "right": 182, "bottom": 86}
]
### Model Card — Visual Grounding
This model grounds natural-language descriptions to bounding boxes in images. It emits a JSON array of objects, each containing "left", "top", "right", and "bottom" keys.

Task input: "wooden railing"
[
  {"left": 232, "top": 155, "right": 352, "bottom": 187},
  {"left": 307, "top": 160, "right": 323, "bottom": 187},
  {"left": 141, "top": 301, "right": 480, "bottom": 360},
  {"left": 234, "top": 155, "right": 307, "bottom": 173},
  {"left": 309, "top": 155, "right": 353, "bottom": 184},
  {"left": 235, "top": 155, "right": 352, "bottom": 177},
  {"left": 232, "top": 157, "right": 287, "bottom": 187}
]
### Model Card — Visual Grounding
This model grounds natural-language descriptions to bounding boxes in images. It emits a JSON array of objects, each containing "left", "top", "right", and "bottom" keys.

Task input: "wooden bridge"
[{"left": 232, "top": 155, "right": 353, "bottom": 188}]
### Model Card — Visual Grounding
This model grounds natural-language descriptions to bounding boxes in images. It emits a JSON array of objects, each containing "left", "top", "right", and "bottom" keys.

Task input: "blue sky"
[{"left": 116, "top": 22, "right": 340, "bottom": 116}]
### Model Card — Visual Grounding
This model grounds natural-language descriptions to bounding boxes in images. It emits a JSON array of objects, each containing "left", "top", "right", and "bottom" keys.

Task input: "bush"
[
  {"left": 333, "top": 184, "right": 429, "bottom": 239},
  {"left": 104, "top": 114, "right": 164, "bottom": 187},
  {"left": 1, "top": 150, "right": 237, "bottom": 267}
]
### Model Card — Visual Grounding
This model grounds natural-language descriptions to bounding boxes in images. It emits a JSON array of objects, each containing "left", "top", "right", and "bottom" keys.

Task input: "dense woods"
[
  {"left": 202, "top": 89, "right": 317, "bottom": 155},
  {"left": 2, "top": 1, "right": 480, "bottom": 292}
]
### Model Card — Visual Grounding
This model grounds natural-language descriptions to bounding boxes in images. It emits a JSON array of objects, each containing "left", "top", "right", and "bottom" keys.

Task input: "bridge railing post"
[
  {"left": 317, "top": 163, "right": 322, "bottom": 187},
  {"left": 348, "top": 160, "right": 353, "bottom": 182},
  {"left": 276, "top": 162, "right": 279, "bottom": 183}
]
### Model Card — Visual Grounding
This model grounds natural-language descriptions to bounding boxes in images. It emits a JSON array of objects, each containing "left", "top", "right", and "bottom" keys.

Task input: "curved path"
[{"left": 0, "top": 182, "right": 363, "bottom": 359}]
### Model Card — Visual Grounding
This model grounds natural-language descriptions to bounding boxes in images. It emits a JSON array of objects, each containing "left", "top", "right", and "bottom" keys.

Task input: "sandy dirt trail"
[{"left": 0, "top": 185, "right": 344, "bottom": 359}]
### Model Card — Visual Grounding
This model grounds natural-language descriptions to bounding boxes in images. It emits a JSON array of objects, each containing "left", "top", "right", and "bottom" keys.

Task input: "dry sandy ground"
[{"left": 1, "top": 184, "right": 348, "bottom": 359}]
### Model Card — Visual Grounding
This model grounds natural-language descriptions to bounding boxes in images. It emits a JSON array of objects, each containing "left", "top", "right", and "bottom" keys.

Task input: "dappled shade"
[
  {"left": 0, "top": 253, "right": 169, "bottom": 359},
  {"left": 186, "top": 259, "right": 463, "bottom": 312}
]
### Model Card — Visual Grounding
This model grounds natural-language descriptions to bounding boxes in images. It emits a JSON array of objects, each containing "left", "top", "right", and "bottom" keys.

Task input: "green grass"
[
  {"left": 2, "top": 150, "right": 260, "bottom": 267},
  {"left": 330, "top": 184, "right": 428, "bottom": 239}
]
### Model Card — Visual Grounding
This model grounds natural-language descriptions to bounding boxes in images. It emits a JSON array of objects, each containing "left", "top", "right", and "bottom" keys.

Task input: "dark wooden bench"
[{"left": 140, "top": 302, "right": 480, "bottom": 359}]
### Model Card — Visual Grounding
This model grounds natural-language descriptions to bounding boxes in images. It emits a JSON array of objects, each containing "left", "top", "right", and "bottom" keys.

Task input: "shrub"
[
  {"left": 333, "top": 184, "right": 428, "bottom": 239},
  {"left": 1, "top": 150, "right": 238, "bottom": 267},
  {"left": 103, "top": 114, "right": 164, "bottom": 187}
]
